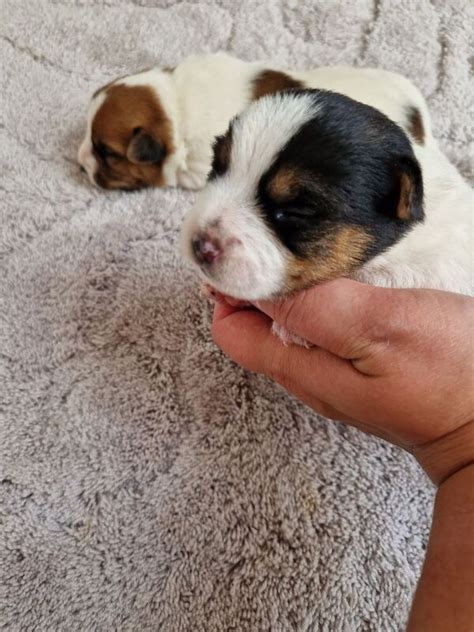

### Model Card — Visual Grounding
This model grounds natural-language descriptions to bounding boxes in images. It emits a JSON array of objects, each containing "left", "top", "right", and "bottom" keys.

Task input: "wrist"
[
  {"left": 412, "top": 419, "right": 474, "bottom": 485},
  {"left": 406, "top": 461, "right": 474, "bottom": 632}
]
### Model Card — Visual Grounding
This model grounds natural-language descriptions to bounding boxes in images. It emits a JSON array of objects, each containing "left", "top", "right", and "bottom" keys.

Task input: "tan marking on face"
[
  {"left": 406, "top": 107, "right": 424, "bottom": 144},
  {"left": 252, "top": 69, "right": 303, "bottom": 100},
  {"left": 91, "top": 84, "right": 173, "bottom": 189},
  {"left": 267, "top": 167, "right": 302, "bottom": 201},
  {"left": 397, "top": 172, "right": 414, "bottom": 221},
  {"left": 284, "top": 225, "right": 372, "bottom": 292}
]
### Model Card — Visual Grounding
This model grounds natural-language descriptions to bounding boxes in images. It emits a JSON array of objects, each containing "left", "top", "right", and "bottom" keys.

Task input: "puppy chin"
[{"left": 197, "top": 260, "right": 284, "bottom": 301}]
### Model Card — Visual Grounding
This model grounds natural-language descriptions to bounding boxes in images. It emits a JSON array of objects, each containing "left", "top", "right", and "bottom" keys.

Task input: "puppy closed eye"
[
  {"left": 273, "top": 206, "right": 315, "bottom": 222},
  {"left": 93, "top": 141, "right": 123, "bottom": 162},
  {"left": 106, "top": 148, "right": 123, "bottom": 161}
]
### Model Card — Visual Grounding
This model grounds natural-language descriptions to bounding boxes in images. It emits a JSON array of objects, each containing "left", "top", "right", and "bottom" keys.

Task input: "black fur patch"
[{"left": 255, "top": 90, "right": 424, "bottom": 261}]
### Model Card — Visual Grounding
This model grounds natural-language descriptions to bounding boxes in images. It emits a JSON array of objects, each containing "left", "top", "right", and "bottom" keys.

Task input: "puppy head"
[
  {"left": 78, "top": 71, "right": 174, "bottom": 190},
  {"left": 181, "top": 90, "right": 424, "bottom": 300}
]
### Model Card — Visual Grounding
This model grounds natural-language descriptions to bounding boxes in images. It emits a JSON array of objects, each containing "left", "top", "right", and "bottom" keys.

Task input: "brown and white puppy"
[
  {"left": 78, "top": 53, "right": 432, "bottom": 191},
  {"left": 180, "top": 90, "right": 472, "bottom": 327}
]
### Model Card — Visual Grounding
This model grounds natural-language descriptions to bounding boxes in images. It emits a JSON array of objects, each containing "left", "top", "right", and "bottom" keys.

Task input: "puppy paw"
[
  {"left": 178, "top": 168, "right": 209, "bottom": 190},
  {"left": 271, "top": 321, "right": 312, "bottom": 347}
]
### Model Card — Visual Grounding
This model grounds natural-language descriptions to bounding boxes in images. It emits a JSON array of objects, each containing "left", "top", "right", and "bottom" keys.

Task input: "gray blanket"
[{"left": 1, "top": 1, "right": 472, "bottom": 630}]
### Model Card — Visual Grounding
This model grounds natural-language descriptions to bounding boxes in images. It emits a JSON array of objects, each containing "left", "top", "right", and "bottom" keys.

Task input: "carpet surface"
[{"left": 0, "top": 1, "right": 472, "bottom": 630}]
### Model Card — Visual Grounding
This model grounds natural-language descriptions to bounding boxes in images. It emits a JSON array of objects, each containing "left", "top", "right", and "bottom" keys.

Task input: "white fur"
[
  {"left": 182, "top": 91, "right": 473, "bottom": 302},
  {"left": 180, "top": 93, "right": 318, "bottom": 299},
  {"left": 77, "top": 91, "right": 106, "bottom": 183},
  {"left": 170, "top": 54, "right": 262, "bottom": 189},
  {"left": 79, "top": 53, "right": 434, "bottom": 189}
]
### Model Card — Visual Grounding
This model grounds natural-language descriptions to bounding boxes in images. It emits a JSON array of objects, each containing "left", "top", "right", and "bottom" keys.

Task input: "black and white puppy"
[{"left": 181, "top": 90, "right": 472, "bottom": 313}]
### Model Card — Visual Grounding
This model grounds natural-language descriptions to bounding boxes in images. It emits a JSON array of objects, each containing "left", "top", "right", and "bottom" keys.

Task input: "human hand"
[{"left": 211, "top": 279, "right": 474, "bottom": 484}]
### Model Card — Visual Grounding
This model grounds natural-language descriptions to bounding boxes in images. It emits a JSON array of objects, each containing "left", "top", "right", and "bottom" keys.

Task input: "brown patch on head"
[
  {"left": 91, "top": 84, "right": 173, "bottom": 190},
  {"left": 284, "top": 225, "right": 372, "bottom": 292},
  {"left": 266, "top": 167, "right": 302, "bottom": 202},
  {"left": 406, "top": 106, "right": 424, "bottom": 144},
  {"left": 252, "top": 69, "right": 303, "bottom": 100}
]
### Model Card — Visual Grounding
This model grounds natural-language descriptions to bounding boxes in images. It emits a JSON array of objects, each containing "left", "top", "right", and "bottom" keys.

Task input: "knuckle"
[
  {"left": 277, "top": 290, "right": 311, "bottom": 331},
  {"left": 358, "top": 287, "right": 401, "bottom": 343},
  {"left": 370, "top": 290, "right": 414, "bottom": 341}
]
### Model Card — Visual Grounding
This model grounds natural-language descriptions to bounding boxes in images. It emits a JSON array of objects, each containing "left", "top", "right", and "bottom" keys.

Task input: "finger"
[
  {"left": 254, "top": 278, "right": 399, "bottom": 361},
  {"left": 211, "top": 304, "right": 417, "bottom": 440},
  {"left": 212, "top": 300, "right": 244, "bottom": 321},
  {"left": 211, "top": 304, "right": 369, "bottom": 418},
  {"left": 211, "top": 304, "right": 276, "bottom": 374}
]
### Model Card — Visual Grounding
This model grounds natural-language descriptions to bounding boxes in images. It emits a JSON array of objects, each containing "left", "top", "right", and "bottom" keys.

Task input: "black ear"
[
  {"left": 127, "top": 127, "right": 165, "bottom": 164},
  {"left": 389, "top": 156, "right": 424, "bottom": 223}
]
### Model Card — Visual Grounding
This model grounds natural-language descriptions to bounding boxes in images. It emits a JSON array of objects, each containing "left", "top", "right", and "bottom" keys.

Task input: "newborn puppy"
[
  {"left": 78, "top": 53, "right": 432, "bottom": 191},
  {"left": 181, "top": 90, "right": 472, "bottom": 328}
]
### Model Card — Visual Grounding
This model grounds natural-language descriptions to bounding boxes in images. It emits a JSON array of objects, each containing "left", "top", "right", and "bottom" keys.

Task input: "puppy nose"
[
  {"left": 192, "top": 234, "right": 221, "bottom": 265},
  {"left": 79, "top": 166, "right": 86, "bottom": 174}
]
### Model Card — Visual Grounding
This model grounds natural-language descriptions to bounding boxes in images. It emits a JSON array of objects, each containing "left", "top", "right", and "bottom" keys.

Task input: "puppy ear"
[
  {"left": 127, "top": 127, "right": 165, "bottom": 164},
  {"left": 391, "top": 156, "right": 424, "bottom": 222}
]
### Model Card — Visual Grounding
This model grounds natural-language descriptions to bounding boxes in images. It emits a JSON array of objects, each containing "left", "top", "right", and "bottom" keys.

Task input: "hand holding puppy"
[
  {"left": 212, "top": 279, "right": 474, "bottom": 631},
  {"left": 212, "top": 278, "right": 473, "bottom": 483}
]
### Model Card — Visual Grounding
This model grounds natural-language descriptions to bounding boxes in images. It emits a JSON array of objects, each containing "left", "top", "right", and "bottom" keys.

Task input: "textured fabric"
[{"left": 0, "top": 1, "right": 472, "bottom": 630}]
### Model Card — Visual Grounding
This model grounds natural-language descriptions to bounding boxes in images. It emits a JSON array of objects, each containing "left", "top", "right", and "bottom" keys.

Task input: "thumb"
[
  {"left": 211, "top": 302, "right": 366, "bottom": 419},
  {"left": 255, "top": 278, "right": 395, "bottom": 362},
  {"left": 210, "top": 301, "right": 293, "bottom": 375}
]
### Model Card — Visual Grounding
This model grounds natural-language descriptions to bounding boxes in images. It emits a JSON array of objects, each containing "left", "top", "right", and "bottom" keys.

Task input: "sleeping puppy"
[
  {"left": 180, "top": 90, "right": 472, "bottom": 342},
  {"left": 77, "top": 53, "right": 431, "bottom": 191}
]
